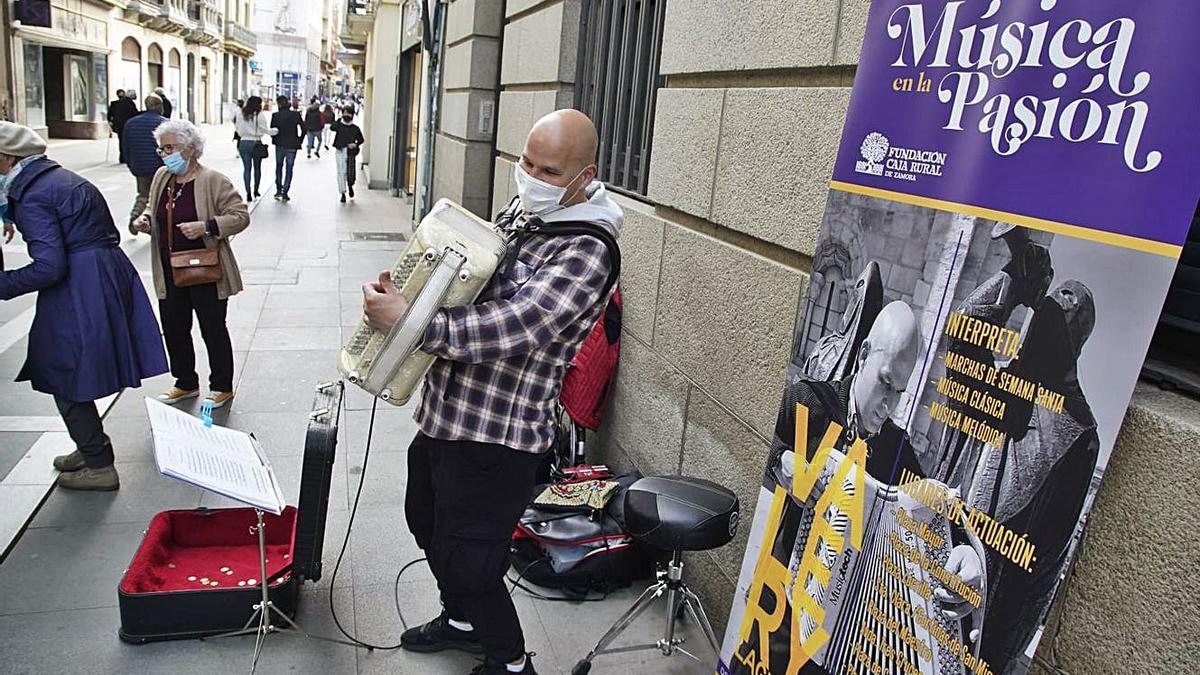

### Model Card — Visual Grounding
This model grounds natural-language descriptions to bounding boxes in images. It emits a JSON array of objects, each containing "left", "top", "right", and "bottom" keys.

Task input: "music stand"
[
  {"left": 144, "top": 396, "right": 368, "bottom": 674},
  {"left": 203, "top": 509, "right": 366, "bottom": 674}
]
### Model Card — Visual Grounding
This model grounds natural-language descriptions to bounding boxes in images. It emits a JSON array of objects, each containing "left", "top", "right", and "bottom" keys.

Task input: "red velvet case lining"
[{"left": 120, "top": 507, "right": 297, "bottom": 594}]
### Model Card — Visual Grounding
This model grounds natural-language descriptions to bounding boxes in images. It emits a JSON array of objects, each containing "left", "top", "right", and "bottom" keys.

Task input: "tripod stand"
[
  {"left": 572, "top": 551, "right": 721, "bottom": 674},
  {"left": 204, "top": 509, "right": 367, "bottom": 673}
]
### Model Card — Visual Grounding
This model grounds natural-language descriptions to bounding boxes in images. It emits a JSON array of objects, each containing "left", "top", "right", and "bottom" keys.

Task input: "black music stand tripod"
[{"left": 204, "top": 509, "right": 367, "bottom": 674}]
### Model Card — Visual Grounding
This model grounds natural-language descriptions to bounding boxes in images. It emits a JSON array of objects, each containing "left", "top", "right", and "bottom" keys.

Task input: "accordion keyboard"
[
  {"left": 821, "top": 505, "right": 964, "bottom": 675},
  {"left": 777, "top": 458, "right": 967, "bottom": 675},
  {"left": 337, "top": 198, "right": 506, "bottom": 407},
  {"left": 344, "top": 251, "right": 425, "bottom": 358}
]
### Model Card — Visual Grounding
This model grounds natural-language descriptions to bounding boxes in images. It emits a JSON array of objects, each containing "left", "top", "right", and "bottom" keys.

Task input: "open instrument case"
[{"left": 117, "top": 382, "right": 343, "bottom": 643}]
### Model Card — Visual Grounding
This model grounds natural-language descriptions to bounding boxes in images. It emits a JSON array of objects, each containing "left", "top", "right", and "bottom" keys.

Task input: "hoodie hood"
[{"left": 538, "top": 181, "right": 623, "bottom": 239}]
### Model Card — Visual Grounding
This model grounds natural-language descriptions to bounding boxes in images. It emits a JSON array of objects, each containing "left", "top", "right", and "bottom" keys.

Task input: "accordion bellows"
[{"left": 338, "top": 199, "right": 507, "bottom": 405}]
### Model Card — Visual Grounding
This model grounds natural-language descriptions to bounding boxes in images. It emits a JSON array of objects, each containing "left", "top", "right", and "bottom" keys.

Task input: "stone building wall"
[
  {"left": 433, "top": 0, "right": 504, "bottom": 217},
  {"left": 489, "top": 0, "right": 580, "bottom": 212}
]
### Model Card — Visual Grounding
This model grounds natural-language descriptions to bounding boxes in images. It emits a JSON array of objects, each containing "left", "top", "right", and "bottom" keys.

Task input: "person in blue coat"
[
  {"left": 0, "top": 122, "right": 168, "bottom": 491},
  {"left": 120, "top": 93, "right": 167, "bottom": 235}
]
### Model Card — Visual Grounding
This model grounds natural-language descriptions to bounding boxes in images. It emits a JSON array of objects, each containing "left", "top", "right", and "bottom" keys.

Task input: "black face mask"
[{"left": 342, "top": 117, "right": 353, "bottom": 122}]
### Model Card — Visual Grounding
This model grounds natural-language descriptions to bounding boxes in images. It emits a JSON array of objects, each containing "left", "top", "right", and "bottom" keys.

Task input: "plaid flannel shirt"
[{"left": 415, "top": 205, "right": 615, "bottom": 453}]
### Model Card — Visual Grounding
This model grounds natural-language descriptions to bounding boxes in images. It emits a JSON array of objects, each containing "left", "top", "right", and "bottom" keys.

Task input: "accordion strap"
[
  {"left": 805, "top": 380, "right": 845, "bottom": 428},
  {"left": 525, "top": 218, "right": 622, "bottom": 298}
]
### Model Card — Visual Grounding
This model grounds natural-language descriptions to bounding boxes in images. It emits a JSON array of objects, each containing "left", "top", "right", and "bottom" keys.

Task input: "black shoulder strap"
[
  {"left": 806, "top": 380, "right": 846, "bottom": 428},
  {"left": 528, "top": 218, "right": 622, "bottom": 299},
  {"left": 493, "top": 196, "right": 522, "bottom": 229}
]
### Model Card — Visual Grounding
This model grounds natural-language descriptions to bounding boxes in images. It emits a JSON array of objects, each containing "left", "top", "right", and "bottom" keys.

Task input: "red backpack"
[{"left": 561, "top": 287, "right": 622, "bottom": 430}]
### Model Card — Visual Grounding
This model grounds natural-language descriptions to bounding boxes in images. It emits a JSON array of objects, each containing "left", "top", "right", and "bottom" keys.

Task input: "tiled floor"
[{"left": 0, "top": 131, "right": 714, "bottom": 674}]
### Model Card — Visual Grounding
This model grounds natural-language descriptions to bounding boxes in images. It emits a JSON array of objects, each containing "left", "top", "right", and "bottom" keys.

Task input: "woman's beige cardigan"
[{"left": 142, "top": 164, "right": 250, "bottom": 300}]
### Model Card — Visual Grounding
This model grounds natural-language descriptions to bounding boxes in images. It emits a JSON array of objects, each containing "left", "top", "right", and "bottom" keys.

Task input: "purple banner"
[
  {"left": 831, "top": 0, "right": 1200, "bottom": 248},
  {"left": 720, "top": 3, "right": 1197, "bottom": 675}
]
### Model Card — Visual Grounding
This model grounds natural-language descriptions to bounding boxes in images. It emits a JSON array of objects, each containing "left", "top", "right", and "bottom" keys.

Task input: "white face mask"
[{"left": 514, "top": 163, "right": 585, "bottom": 216}]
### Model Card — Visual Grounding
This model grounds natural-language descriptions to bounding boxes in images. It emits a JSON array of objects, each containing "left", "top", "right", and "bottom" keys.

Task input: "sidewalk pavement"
[{"left": 0, "top": 127, "right": 710, "bottom": 674}]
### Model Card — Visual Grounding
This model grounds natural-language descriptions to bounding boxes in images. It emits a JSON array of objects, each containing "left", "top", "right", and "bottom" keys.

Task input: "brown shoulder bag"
[{"left": 166, "top": 177, "right": 223, "bottom": 288}]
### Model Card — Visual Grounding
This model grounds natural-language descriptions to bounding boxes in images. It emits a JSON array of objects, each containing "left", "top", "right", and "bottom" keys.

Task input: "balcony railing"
[
  {"left": 224, "top": 21, "right": 256, "bottom": 54},
  {"left": 166, "top": 0, "right": 195, "bottom": 31},
  {"left": 344, "top": 0, "right": 374, "bottom": 33}
]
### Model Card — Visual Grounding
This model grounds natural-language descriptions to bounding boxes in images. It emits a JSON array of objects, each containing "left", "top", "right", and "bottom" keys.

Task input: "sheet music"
[{"left": 145, "top": 398, "right": 286, "bottom": 514}]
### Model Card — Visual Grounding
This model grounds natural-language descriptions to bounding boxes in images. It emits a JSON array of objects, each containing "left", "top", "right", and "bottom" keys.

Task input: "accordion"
[
  {"left": 338, "top": 199, "right": 507, "bottom": 404},
  {"left": 774, "top": 450, "right": 975, "bottom": 675}
]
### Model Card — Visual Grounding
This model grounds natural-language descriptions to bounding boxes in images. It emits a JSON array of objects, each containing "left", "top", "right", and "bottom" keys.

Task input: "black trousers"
[
  {"left": 405, "top": 433, "right": 543, "bottom": 663},
  {"left": 159, "top": 279, "right": 234, "bottom": 392},
  {"left": 54, "top": 396, "right": 114, "bottom": 468}
]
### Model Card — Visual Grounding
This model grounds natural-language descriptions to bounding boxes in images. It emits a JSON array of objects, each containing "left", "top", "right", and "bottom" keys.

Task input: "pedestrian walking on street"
[
  {"left": 153, "top": 86, "right": 174, "bottom": 119},
  {"left": 304, "top": 97, "right": 323, "bottom": 159},
  {"left": 131, "top": 120, "right": 249, "bottom": 411},
  {"left": 0, "top": 122, "right": 168, "bottom": 491},
  {"left": 322, "top": 103, "right": 336, "bottom": 149},
  {"left": 331, "top": 106, "right": 364, "bottom": 203},
  {"left": 121, "top": 94, "right": 167, "bottom": 235},
  {"left": 108, "top": 89, "right": 139, "bottom": 164},
  {"left": 234, "top": 96, "right": 275, "bottom": 200},
  {"left": 107, "top": 88, "right": 125, "bottom": 125},
  {"left": 270, "top": 95, "right": 304, "bottom": 201}
]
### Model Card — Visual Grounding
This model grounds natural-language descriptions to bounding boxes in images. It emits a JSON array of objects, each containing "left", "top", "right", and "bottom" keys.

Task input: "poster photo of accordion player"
[{"left": 718, "top": 190, "right": 1179, "bottom": 675}]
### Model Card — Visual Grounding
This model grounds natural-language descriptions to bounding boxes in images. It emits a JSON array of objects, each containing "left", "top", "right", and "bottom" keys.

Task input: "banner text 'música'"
[{"left": 887, "top": 0, "right": 1160, "bottom": 173}]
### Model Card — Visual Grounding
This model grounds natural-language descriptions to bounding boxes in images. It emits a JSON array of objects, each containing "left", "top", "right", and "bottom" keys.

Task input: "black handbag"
[
  {"left": 511, "top": 472, "right": 660, "bottom": 596},
  {"left": 253, "top": 141, "right": 269, "bottom": 159}
]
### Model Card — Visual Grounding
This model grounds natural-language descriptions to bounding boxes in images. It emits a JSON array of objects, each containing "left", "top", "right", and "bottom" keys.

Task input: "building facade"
[
  {"left": 5, "top": 0, "right": 257, "bottom": 138},
  {"left": 223, "top": 0, "right": 257, "bottom": 119},
  {"left": 250, "top": 0, "right": 323, "bottom": 104},
  {"left": 354, "top": 0, "right": 428, "bottom": 202},
  {"left": 318, "top": 0, "right": 343, "bottom": 96},
  {"left": 358, "top": 2, "right": 1198, "bottom": 671}
]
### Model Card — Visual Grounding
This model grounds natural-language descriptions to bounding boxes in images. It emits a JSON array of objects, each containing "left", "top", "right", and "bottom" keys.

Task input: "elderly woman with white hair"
[{"left": 132, "top": 119, "right": 249, "bottom": 409}]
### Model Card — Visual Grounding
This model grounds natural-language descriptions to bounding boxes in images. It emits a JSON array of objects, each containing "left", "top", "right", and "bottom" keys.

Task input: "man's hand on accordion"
[
  {"left": 935, "top": 544, "right": 984, "bottom": 625},
  {"left": 362, "top": 270, "right": 411, "bottom": 333}
]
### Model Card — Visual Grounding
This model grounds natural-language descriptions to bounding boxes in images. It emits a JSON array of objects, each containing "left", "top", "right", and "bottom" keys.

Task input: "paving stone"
[
  {"left": 0, "top": 432, "right": 41, "bottom": 479},
  {"left": 29, "top": 461, "right": 204, "bottom": 528},
  {"left": 0, "top": 521, "right": 147, "bottom": 614},
  {"left": 346, "top": 506, "right": 431, "bottom": 587},
  {"left": 234, "top": 349, "right": 343, "bottom": 413}
]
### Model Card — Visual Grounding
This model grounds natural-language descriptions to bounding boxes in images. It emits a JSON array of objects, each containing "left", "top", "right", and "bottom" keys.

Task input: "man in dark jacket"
[
  {"left": 270, "top": 95, "right": 304, "bottom": 200},
  {"left": 154, "top": 86, "right": 173, "bottom": 119},
  {"left": 0, "top": 122, "right": 167, "bottom": 491},
  {"left": 330, "top": 106, "right": 365, "bottom": 202},
  {"left": 121, "top": 94, "right": 167, "bottom": 234},
  {"left": 304, "top": 97, "right": 323, "bottom": 158},
  {"left": 106, "top": 89, "right": 125, "bottom": 127},
  {"left": 107, "top": 90, "right": 139, "bottom": 164}
]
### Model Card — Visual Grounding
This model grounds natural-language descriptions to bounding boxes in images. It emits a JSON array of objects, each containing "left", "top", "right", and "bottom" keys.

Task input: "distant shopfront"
[
  {"left": 276, "top": 70, "right": 301, "bottom": 101},
  {"left": 15, "top": 5, "right": 111, "bottom": 138}
]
